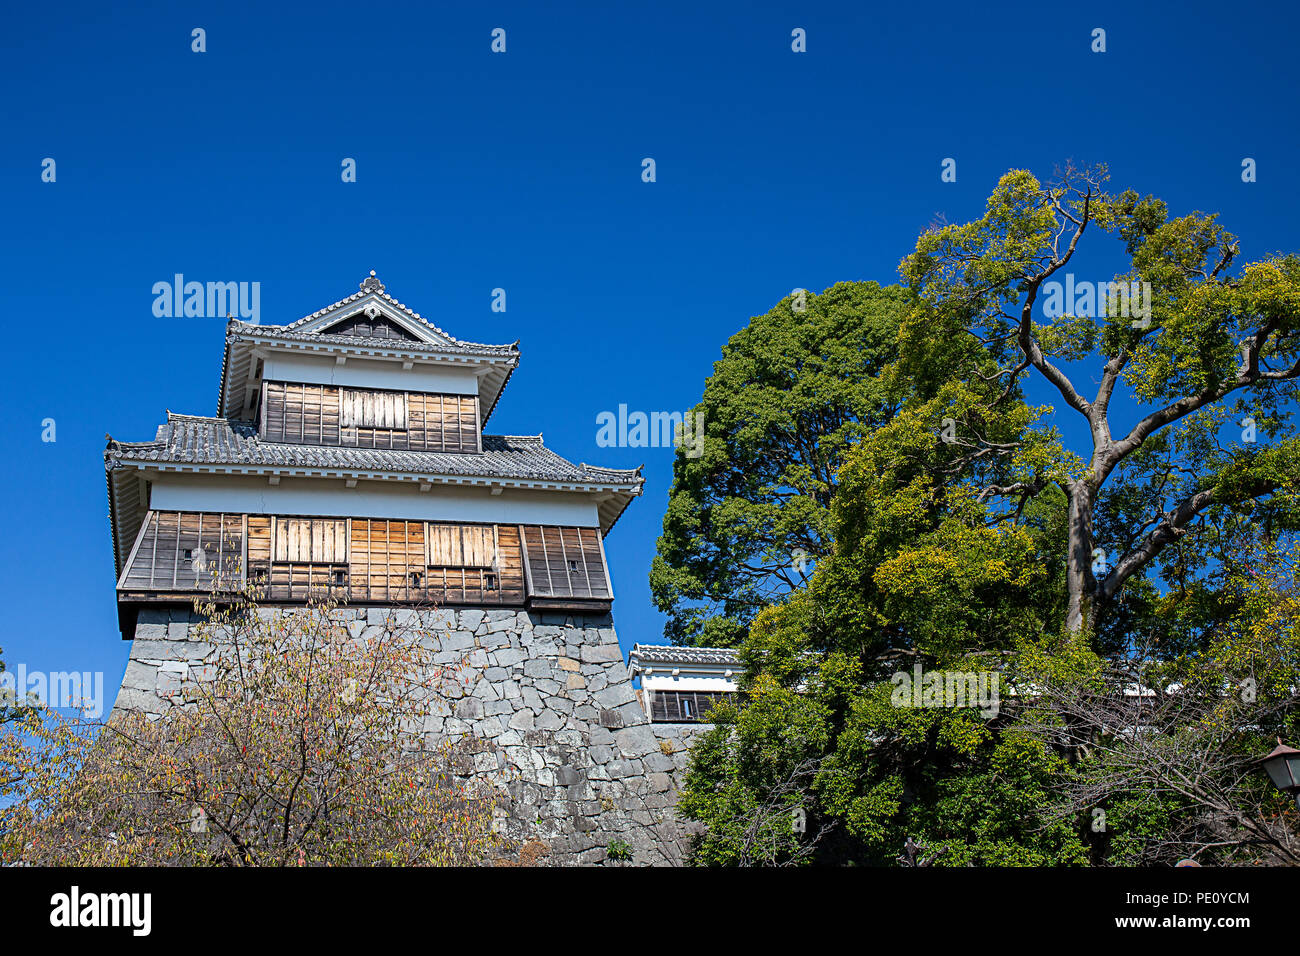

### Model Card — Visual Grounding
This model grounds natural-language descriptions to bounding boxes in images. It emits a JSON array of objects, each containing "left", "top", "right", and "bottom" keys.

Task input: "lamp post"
[{"left": 1260, "top": 739, "right": 1300, "bottom": 809}]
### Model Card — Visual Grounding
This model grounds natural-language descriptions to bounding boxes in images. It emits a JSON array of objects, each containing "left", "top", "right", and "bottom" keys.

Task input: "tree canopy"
[
  {"left": 673, "top": 166, "right": 1300, "bottom": 866},
  {"left": 651, "top": 280, "right": 909, "bottom": 646}
]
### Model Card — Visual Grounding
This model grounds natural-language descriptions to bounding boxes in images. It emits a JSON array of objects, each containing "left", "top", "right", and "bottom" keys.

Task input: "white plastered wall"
[
  {"left": 148, "top": 474, "right": 602, "bottom": 527},
  {"left": 261, "top": 352, "right": 482, "bottom": 395}
]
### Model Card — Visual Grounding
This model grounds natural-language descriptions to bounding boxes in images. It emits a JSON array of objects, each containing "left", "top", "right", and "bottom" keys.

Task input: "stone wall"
[{"left": 114, "top": 605, "right": 700, "bottom": 866}]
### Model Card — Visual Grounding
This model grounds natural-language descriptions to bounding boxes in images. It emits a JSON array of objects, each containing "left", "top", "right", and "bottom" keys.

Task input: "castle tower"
[{"left": 104, "top": 273, "right": 691, "bottom": 864}]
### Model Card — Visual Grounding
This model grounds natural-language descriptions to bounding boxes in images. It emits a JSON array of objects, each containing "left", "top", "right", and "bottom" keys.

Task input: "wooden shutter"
[
  {"left": 274, "top": 518, "right": 347, "bottom": 563},
  {"left": 427, "top": 524, "right": 497, "bottom": 568},
  {"left": 341, "top": 389, "right": 407, "bottom": 429}
]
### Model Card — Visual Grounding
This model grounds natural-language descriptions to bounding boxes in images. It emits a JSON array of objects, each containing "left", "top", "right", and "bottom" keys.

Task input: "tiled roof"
[
  {"left": 229, "top": 322, "right": 520, "bottom": 358},
  {"left": 627, "top": 644, "right": 741, "bottom": 668},
  {"left": 106, "top": 413, "right": 643, "bottom": 488},
  {"left": 274, "top": 273, "right": 516, "bottom": 354}
]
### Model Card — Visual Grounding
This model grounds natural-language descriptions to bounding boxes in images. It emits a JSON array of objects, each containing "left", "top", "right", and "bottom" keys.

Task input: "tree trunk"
[{"left": 1064, "top": 481, "right": 1097, "bottom": 634}]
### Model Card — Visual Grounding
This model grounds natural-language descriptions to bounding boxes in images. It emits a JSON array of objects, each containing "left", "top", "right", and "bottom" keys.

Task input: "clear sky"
[{"left": 2, "top": 0, "right": 1298, "bottom": 711}]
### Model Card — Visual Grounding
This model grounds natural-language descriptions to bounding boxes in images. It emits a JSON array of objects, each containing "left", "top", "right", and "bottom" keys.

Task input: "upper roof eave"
[
  {"left": 217, "top": 323, "right": 520, "bottom": 420},
  {"left": 226, "top": 321, "right": 520, "bottom": 360},
  {"left": 215, "top": 274, "right": 521, "bottom": 419}
]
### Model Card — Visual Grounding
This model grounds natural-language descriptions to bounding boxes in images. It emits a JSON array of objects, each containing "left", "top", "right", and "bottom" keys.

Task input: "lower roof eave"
[{"left": 112, "top": 459, "right": 643, "bottom": 498}]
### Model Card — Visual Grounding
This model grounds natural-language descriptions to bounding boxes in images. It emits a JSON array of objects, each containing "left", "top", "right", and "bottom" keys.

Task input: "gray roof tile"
[
  {"left": 107, "top": 413, "right": 643, "bottom": 488},
  {"left": 627, "top": 644, "right": 741, "bottom": 667},
  {"left": 230, "top": 322, "right": 520, "bottom": 358}
]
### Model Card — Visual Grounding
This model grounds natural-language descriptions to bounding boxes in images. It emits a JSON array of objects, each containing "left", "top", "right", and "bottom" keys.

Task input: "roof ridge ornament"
[{"left": 360, "top": 270, "right": 385, "bottom": 293}]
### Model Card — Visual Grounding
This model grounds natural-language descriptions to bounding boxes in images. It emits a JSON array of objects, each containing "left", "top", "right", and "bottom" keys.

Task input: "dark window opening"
[{"left": 650, "top": 690, "right": 736, "bottom": 723}]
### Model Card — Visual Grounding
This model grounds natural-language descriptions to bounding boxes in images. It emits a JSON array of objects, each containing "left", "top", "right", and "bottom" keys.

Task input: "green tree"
[
  {"left": 679, "top": 357, "right": 1077, "bottom": 865},
  {"left": 1017, "top": 536, "right": 1300, "bottom": 865},
  {"left": 900, "top": 164, "right": 1300, "bottom": 635},
  {"left": 651, "top": 281, "right": 909, "bottom": 646},
  {"left": 676, "top": 166, "right": 1300, "bottom": 866}
]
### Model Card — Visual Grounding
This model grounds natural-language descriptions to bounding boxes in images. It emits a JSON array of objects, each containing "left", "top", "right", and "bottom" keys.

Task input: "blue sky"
[{"left": 1, "top": 0, "right": 1297, "bottom": 710}]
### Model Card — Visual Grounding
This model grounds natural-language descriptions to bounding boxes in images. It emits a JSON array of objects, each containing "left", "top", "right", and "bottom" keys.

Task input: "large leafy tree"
[
  {"left": 676, "top": 167, "right": 1300, "bottom": 866},
  {"left": 679, "top": 349, "right": 1079, "bottom": 865},
  {"left": 901, "top": 165, "right": 1300, "bottom": 635},
  {"left": 651, "top": 280, "right": 908, "bottom": 646}
]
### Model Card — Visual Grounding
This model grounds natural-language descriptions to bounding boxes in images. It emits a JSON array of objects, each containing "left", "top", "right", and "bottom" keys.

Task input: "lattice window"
[
  {"left": 424, "top": 523, "right": 500, "bottom": 601},
  {"left": 519, "top": 525, "right": 610, "bottom": 599},
  {"left": 266, "top": 517, "right": 349, "bottom": 599},
  {"left": 650, "top": 690, "right": 734, "bottom": 723},
  {"left": 274, "top": 518, "right": 348, "bottom": 563},
  {"left": 119, "top": 512, "right": 245, "bottom": 591}
]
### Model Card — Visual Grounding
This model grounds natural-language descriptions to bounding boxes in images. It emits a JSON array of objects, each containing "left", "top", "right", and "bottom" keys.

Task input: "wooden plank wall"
[
  {"left": 406, "top": 393, "right": 478, "bottom": 452},
  {"left": 350, "top": 518, "right": 425, "bottom": 601},
  {"left": 121, "top": 513, "right": 580, "bottom": 608},
  {"left": 263, "top": 382, "right": 340, "bottom": 444},
  {"left": 261, "top": 382, "right": 477, "bottom": 452}
]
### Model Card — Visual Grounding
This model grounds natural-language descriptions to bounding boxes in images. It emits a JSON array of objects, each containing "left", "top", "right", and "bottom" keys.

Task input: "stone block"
[
  {"left": 595, "top": 684, "right": 637, "bottom": 709},
  {"left": 454, "top": 698, "right": 484, "bottom": 720},
  {"left": 580, "top": 645, "right": 622, "bottom": 664},
  {"left": 120, "top": 660, "right": 157, "bottom": 692},
  {"left": 130, "top": 640, "right": 197, "bottom": 662},
  {"left": 614, "top": 725, "right": 657, "bottom": 757},
  {"left": 113, "top": 602, "right": 693, "bottom": 867}
]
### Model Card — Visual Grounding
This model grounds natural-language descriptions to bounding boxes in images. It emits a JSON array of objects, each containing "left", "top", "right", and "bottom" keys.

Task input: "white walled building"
[{"left": 627, "top": 644, "right": 741, "bottom": 723}]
